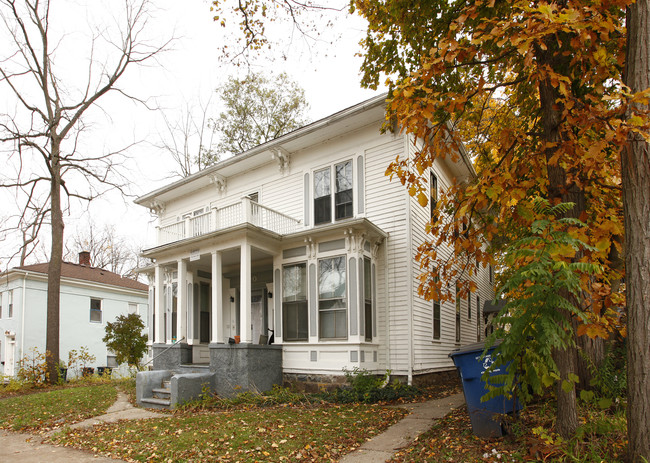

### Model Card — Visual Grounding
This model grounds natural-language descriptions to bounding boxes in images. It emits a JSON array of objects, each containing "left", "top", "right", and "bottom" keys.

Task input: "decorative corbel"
[
  {"left": 304, "top": 236, "right": 316, "bottom": 258},
  {"left": 209, "top": 173, "right": 227, "bottom": 196},
  {"left": 372, "top": 238, "right": 384, "bottom": 259},
  {"left": 356, "top": 232, "right": 367, "bottom": 253},
  {"left": 149, "top": 200, "right": 165, "bottom": 216},
  {"left": 270, "top": 147, "right": 290, "bottom": 174}
]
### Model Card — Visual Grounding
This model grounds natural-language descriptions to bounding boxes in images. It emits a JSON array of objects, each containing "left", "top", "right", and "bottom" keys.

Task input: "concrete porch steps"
[
  {"left": 140, "top": 380, "right": 172, "bottom": 410},
  {"left": 140, "top": 397, "right": 171, "bottom": 410}
]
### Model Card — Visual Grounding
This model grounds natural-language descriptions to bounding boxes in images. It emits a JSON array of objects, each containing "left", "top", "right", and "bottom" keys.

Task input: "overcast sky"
[{"left": 0, "top": 0, "right": 384, "bottom": 268}]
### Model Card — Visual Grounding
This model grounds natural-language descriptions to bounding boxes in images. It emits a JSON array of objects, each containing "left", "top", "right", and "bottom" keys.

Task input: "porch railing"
[{"left": 157, "top": 197, "right": 301, "bottom": 246}]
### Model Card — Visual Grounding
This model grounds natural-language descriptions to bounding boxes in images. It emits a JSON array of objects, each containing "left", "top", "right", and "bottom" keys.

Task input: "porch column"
[
  {"left": 211, "top": 251, "right": 224, "bottom": 343},
  {"left": 177, "top": 259, "right": 187, "bottom": 343},
  {"left": 154, "top": 264, "right": 165, "bottom": 343},
  {"left": 240, "top": 242, "right": 252, "bottom": 343}
]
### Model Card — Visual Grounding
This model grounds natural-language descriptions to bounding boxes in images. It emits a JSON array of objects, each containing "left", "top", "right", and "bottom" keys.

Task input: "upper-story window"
[
  {"left": 8, "top": 290, "right": 13, "bottom": 318},
  {"left": 314, "top": 160, "right": 353, "bottom": 225},
  {"left": 430, "top": 172, "right": 438, "bottom": 221},
  {"left": 181, "top": 207, "right": 206, "bottom": 220},
  {"left": 90, "top": 298, "right": 102, "bottom": 323}
]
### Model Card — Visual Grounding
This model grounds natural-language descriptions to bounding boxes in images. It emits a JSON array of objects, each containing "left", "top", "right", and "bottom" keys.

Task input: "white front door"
[{"left": 4, "top": 335, "right": 15, "bottom": 376}]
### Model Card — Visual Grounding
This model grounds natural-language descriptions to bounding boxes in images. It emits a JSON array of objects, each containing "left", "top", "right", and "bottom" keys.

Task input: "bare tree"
[
  {"left": 64, "top": 222, "right": 139, "bottom": 276},
  {"left": 156, "top": 97, "right": 219, "bottom": 178},
  {"left": 0, "top": 0, "right": 170, "bottom": 383}
]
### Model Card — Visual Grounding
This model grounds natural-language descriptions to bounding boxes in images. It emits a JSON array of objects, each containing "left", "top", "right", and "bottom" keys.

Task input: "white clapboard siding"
[{"left": 364, "top": 135, "right": 411, "bottom": 375}]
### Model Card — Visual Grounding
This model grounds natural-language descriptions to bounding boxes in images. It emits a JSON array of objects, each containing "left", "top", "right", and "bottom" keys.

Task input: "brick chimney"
[{"left": 79, "top": 251, "right": 91, "bottom": 266}]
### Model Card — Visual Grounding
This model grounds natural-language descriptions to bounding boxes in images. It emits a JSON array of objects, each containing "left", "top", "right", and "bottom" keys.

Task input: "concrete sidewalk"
[
  {"left": 0, "top": 391, "right": 161, "bottom": 462},
  {"left": 339, "top": 392, "right": 466, "bottom": 463}
]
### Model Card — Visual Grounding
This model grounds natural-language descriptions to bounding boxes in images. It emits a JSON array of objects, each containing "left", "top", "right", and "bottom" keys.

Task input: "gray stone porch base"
[
  {"left": 139, "top": 343, "right": 283, "bottom": 408},
  {"left": 151, "top": 343, "right": 192, "bottom": 370},
  {"left": 209, "top": 343, "right": 283, "bottom": 398}
]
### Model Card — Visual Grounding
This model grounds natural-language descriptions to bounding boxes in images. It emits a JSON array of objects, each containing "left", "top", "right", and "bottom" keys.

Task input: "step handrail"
[{"left": 143, "top": 337, "right": 186, "bottom": 367}]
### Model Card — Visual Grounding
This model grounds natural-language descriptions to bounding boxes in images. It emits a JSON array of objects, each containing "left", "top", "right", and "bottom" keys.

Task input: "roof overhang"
[{"left": 135, "top": 94, "right": 389, "bottom": 208}]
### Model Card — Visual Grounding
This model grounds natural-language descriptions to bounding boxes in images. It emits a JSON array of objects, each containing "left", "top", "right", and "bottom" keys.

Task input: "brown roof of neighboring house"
[{"left": 14, "top": 261, "right": 148, "bottom": 292}]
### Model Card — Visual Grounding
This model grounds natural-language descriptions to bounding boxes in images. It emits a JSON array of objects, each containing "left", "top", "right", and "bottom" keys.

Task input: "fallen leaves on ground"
[{"left": 50, "top": 403, "right": 407, "bottom": 462}]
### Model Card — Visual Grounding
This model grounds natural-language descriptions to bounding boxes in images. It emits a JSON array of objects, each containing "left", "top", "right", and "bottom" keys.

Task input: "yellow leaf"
[{"left": 417, "top": 191, "right": 428, "bottom": 207}]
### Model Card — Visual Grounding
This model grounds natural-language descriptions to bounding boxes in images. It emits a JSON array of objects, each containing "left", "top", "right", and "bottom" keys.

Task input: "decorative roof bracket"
[
  {"left": 209, "top": 173, "right": 227, "bottom": 196},
  {"left": 270, "top": 147, "right": 290, "bottom": 174},
  {"left": 149, "top": 200, "right": 165, "bottom": 216}
]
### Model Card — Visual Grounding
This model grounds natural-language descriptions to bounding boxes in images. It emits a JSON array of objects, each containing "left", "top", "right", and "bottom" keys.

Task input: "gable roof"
[{"left": 14, "top": 261, "right": 148, "bottom": 292}]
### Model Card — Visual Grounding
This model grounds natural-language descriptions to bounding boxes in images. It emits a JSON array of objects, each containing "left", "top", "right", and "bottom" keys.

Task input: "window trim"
[
  {"left": 455, "top": 283, "right": 461, "bottom": 343},
  {"left": 318, "top": 255, "right": 348, "bottom": 340},
  {"left": 313, "top": 159, "right": 354, "bottom": 226},
  {"left": 363, "top": 256, "right": 372, "bottom": 342},
  {"left": 90, "top": 298, "right": 103, "bottom": 323},
  {"left": 7, "top": 290, "right": 13, "bottom": 318},
  {"left": 432, "top": 272, "right": 441, "bottom": 341},
  {"left": 430, "top": 171, "right": 438, "bottom": 222},
  {"left": 282, "top": 262, "right": 309, "bottom": 342}
]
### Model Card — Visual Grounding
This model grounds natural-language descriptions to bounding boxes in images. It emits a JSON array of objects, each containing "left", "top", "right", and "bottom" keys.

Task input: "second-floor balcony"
[{"left": 157, "top": 197, "right": 302, "bottom": 246}]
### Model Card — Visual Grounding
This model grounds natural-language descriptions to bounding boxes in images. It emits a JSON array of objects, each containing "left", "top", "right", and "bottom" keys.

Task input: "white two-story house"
[
  {"left": 1, "top": 252, "right": 149, "bottom": 379},
  {"left": 135, "top": 94, "right": 493, "bottom": 397}
]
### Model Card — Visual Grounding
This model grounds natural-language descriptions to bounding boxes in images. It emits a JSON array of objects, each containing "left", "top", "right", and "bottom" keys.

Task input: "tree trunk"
[
  {"left": 576, "top": 330, "right": 605, "bottom": 391},
  {"left": 46, "top": 144, "right": 64, "bottom": 384},
  {"left": 538, "top": 50, "right": 581, "bottom": 438},
  {"left": 623, "top": 1, "right": 650, "bottom": 461}
]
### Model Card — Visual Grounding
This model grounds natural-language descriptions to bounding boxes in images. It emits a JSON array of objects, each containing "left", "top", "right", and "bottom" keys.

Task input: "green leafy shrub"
[
  {"left": 103, "top": 313, "right": 147, "bottom": 369},
  {"left": 181, "top": 384, "right": 314, "bottom": 410},
  {"left": 321, "top": 368, "right": 419, "bottom": 404}
]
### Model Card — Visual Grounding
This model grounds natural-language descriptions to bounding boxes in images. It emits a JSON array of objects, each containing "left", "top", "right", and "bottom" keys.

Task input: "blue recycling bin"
[{"left": 449, "top": 341, "right": 521, "bottom": 438}]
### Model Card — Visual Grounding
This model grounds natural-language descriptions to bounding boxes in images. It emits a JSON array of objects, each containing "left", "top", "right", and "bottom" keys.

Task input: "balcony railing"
[{"left": 157, "top": 197, "right": 301, "bottom": 246}]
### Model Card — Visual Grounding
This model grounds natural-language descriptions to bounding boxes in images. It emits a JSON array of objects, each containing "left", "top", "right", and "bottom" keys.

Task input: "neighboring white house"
[
  {"left": 0, "top": 251, "right": 149, "bottom": 378},
  {"left": 135, "top": 94, "right": 493, "bottom": 392}
]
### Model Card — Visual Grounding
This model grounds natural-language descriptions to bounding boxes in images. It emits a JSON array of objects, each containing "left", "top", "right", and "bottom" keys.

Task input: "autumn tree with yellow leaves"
[{"left": 210, "top": 0, "right": 648, "bottom": 457}]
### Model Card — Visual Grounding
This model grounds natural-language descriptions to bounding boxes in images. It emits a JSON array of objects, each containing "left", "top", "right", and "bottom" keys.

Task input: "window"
[
  {"left": 364, "top": 257, "right": 372, "bottom": 342},
  {"left": 128, "top": 303, "right": 137, "bottom": 314},
  {"left": 432, "top": 273, "right": 441, "bottom": 340},
  {"left": 0, "top": 292, "right": 3, "bottom": 319},
  {"left": 314, "top": 161, "right": 353, "bottom": 225},
  {"left": 476, "top": 295, "right": 481, "bottom": 342},
  {"left": 455, "top": 283, "right": 461, "bottom": 342},
  {"left": 314, "top": 167, "right": 331, "bottom": 224},
  {"left": 335, "top": 161, "right": 353, "bottom": 220},
  {"left": 318, "top": 256, "right": 347, "bottom": 339},
  {"left": 282, "top": 263, "right": 308, "bottom": 341},
  {"left": 8, "top": 290, "right": 13, "bottom": 318},
  {"left": 468, "top": 291, "right": 472, "bottom": 320},
  {"left": 430, "top": 172, "right": 438, "bottom": 221},
  {"left": 489, "top": 264, "right": 493, "bottom": 284},
  {"left": 90, "top": 298, "right": 102, "bottom": 323}
]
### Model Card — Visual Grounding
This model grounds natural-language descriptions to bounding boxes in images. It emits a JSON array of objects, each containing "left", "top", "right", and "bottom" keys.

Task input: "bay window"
[
  {"left": 364, "top": 257, "right": 372, "bottom": 342},
  {"left": 318, "top": 256, "right": 347, "bottom": 339},
  {"left": 282, "top": 263, "right": 308, "bottom": 341}
]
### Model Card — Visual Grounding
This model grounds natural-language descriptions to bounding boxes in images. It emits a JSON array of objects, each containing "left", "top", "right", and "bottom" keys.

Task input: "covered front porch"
[{"left": 145, "top": 227, "right": 283, "bottom": 393}]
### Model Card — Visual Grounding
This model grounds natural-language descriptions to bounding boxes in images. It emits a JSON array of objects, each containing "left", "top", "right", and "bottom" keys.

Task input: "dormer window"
[{"left": 314, "top": 160, "right": 353, "bottom": 225}]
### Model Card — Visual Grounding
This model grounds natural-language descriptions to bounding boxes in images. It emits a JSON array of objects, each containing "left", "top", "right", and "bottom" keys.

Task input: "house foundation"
[{"left": 209, "top": 343, "right": 282, "bottom": 397}]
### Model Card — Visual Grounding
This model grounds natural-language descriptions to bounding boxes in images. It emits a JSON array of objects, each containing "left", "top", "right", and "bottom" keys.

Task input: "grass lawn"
[
  {"left": 50, "top": 403, "right": 407, "bottom": 462},
  {"left": 0, "top": 383, "right": 117, "bottom": 432}
]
